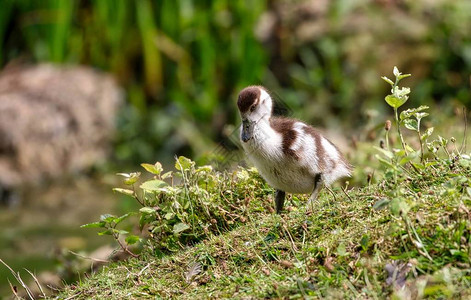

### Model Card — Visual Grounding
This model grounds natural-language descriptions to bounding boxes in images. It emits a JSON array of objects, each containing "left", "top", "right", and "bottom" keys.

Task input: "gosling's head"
[{"left": 237, "top": 86, "right": 273, "bottom": 142}]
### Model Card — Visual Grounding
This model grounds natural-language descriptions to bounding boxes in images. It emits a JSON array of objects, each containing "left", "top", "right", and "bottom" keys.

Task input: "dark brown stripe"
[
  {"left": 237, "top": 86, "right": 261, "bottom": 113},
  {"left": 270, "top": 117, "right": 299, "bottom": 160},
  {"left": 328, "top": 158, "right": 336, "bottom": 170},
  {"left": 303, "top": 126, "right": 326, "bottom": 170},
  {"left": 303, "top": 126, "right": 352, "bottom": 172}
]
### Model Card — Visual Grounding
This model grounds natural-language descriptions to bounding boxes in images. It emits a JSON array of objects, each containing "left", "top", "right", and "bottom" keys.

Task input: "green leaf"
[
  {"left": 399, "top": 152, "right": 418, "bottom": 166},
  {"left": 115, "top": 212, "right": 135, "bottom": 225},
  {"left": 173, "top": 222, "right": 190, "bottom": 234},
  {"left": 400, "top": 201, "right": 410, "bottom": 215},
  {"left": 390, "top": 198, "right": 401, "bottom": 216},
  {"left": 400, "top": 105, "right": 429, "bottom": 121},
  {"left": 421, "top": 127, "right": 434, "bottom": 141},
  {"left": 381, "top": 76, "right": 394, "bottom": 86},
  {"left": 393, "top": 66, "right": 400, "bottom": 77},
  {"left": 394, "top": 86, "right": 410, "bottom": 98},
  {"left": 395, "top": 149, "right": 407, "bottom": 157},
  {"left": 196, "top": 165, "right": 213, "bottom": 173},
  {"left": 175, "top": 156, "right": 194, "bottom": 171},
  {"left": 113, "top": 229, "right": 129, "bottom": 235},
  {"left": 460, "top": 159, "right": 471, "bottom": 168},
  {"left": 161, "top": 171, "right": 173, "bottom": 179},
  {"left": 117, "top": 172, "right": 141, "bottom": 185},
  {"left": 403, "top": 119, "right": 419, "bottom": 131},
  {"left": 398, "top": 73, "right": 411, "bottom": 80},
  {"left": 411, "top": 162, "right": 425, "bottom": 170},
  {"left": 140, "top": 179, "right": 168, "bottom": 191},
  {"left": 100, "top": 214, "right": 117, "bottom": 223},
  {"left": 140, "top": 207, "right": 156, "bottom": 215},
  {"left": 125, "top": 235, "right": 141, "bottom": 245},
  {"left": 360, "top": 235, "right": 370, "bottom": 251},
  {"left": 374, "top": 146, "right": 394, "bottom": 159},
  {"left": 405, "top": 144, "right": 415, "bottom": 153},
  {"left": 139, "top": 215, "right": 147, "bottom": 231},
  {"left": 373, "top": 198, "right": 389, "bottom": 210},
  {"left": 336, "top": 243, "right": 348, "bottom": 256},
  {"left": 424, "top": 161, "right": 438, "bottom": 168},
  {"left": 414, "top": 112, "right": 428, "bottom": 120},
  {"left": 141, "top": 162, "right": 163, "bottom": 175},
  {"left": 438, "top": 136, "right": 448, "bottom": 146},
  {"left": 390, "top": 198, "right": 409, "bottom": 216},
  {"left": 385, "top": 95, "right": 407, "bottom": 109},
  {"left": 112, "top": 188, "right": 135, "bottom": 197},
  {"left": 375, "top": 155, "right": 398, "bottom": 170},
  {"left": 81, "top": 221, "right": 106, "bottom": 228},
  {"left": 164, "top": 212, "right": 175, "bottom": 220},
  {"left": 400, "top": 111, "right": 411, "bottom": 121},
  {"left": 124, "top": 176, "right": 140, "bottom": 185},
  {"left": 98, "top": 229, "right": 114, "bottom": 236}
]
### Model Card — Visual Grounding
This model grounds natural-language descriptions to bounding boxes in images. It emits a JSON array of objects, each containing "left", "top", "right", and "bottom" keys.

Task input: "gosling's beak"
[{"left": 241, "top": 119, "right": 254, "bottom": 142}]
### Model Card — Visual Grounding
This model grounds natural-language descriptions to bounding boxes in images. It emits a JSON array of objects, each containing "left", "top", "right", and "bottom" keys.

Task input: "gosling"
[{"left": 237, "top": 86, "right": 352, "bottom": 213}]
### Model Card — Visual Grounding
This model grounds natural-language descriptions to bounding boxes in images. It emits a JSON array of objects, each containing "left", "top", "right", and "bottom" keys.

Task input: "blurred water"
[{"left": 0, "top": 176, "right": 130, "bottom": 298}]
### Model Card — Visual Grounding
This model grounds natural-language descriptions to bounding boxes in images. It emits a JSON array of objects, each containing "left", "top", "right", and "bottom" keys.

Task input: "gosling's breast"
[{"left": 258, "top": 161, "right": 315, "bottom": 194}]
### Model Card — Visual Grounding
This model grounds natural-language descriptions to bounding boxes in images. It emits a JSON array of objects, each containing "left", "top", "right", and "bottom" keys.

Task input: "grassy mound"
[{"left": 53, "top": 154, "right": 471, "bottom": 299}]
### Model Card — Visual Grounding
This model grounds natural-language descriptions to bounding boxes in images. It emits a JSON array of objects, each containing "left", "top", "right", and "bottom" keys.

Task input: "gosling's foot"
[{"left": 275, "top": 190, "right": 285, "bottom": 214}]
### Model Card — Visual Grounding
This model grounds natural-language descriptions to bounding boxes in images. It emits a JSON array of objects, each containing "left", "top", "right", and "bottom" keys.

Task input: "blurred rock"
[{"left": 0, "top": 64, "right": 122, "bottom": 189}]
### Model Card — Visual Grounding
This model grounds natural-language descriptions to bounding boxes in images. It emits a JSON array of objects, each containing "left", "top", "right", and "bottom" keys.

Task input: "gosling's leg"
[
  {"left": 307, "top": 173, "right": 323, "bottom": 209},
  {"left": 275, "top": 190, "right": 285, "bottom": 214}
]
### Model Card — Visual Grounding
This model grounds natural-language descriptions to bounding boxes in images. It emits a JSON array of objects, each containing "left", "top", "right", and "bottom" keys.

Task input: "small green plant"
[
  {"left": 378, "top": 67, "right": 436, "bottom": 175},
  {"left": 82, "top": 156, "right": 273, "bottom": 256},
  {"left": 376, "top": 67, "right": 433, "bottom": 260},
  {"left": 81, "top": 213, "right": 139, "bottom": 257},
  {"left": 376, "top": 66, "right": 470, "bottom": 263},
  {"left": 382, "top": 66, "right": 412, "bottom": 153}
]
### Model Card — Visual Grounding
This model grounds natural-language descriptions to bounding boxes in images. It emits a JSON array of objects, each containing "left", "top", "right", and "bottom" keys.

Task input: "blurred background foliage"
[{"left": 1, "top": 0, "right": 470, "bottom": 166}]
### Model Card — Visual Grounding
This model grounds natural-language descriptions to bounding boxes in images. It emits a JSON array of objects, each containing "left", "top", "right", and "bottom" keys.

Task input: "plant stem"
[
  {"left": 417, "top": 131, "right": 424, "bottom": 162},
  {"left": 114, "top": 232, "right": 139, "bottom": 258},
  {"left": 404, "top": 216, "right": 432, "bottom": 261},
  {"left": 177, "top": 161, "right": 196, "bottom": 236},
  {"left": 394, "top": 107, "right": 407, "bottom": 153},
  {"left": 395, "top": 107, "right": 421, "bottom": 173},
  {"left": 132, "top": 184, "right": 145, "bottom": 207}
]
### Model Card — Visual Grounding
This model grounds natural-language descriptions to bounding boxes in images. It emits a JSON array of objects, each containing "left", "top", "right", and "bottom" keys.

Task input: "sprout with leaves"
[
  {"left": 382, "top": 66, "right": 434, "bottom": 164},
  {"left": 377, "top": 66, "right": 439, "bottom": 262},
  {"left": 81, "top": 213, "right": 140, "bottom": 257},
  {"left": 382, "top": 66, "right": 411, "bottom": 153}
]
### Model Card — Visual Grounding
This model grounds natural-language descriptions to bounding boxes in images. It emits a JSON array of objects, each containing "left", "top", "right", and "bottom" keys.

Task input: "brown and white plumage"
[{"left": 237, "top": 85, "right": 351, "bottom": 213}]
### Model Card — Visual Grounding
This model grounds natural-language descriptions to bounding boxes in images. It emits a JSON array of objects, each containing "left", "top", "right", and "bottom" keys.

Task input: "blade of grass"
[
  {"left": 0, "top": 258, "right": 34, "bottom": 300},
  {"left": 136, "top": 0, "right": 162, "bottom": 96},
  {"left": 49, "top": 0, "right": 74, "bottom": 62},
  {"left": 0, "top": 0, "right": 14, "bottom": 64}
]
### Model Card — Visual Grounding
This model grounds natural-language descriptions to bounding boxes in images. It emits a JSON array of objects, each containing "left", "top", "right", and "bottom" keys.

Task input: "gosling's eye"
[{"left": 250, "top": 105, "right": 256, "bottom": 112}]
